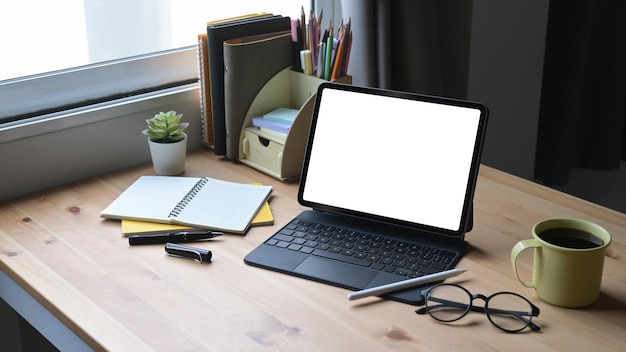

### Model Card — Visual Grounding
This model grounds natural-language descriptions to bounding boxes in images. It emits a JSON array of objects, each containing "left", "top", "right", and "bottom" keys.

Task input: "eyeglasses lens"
[
  {"left": 485, "top": 292, "right": 533, "bottom": 332},
  {"left": 425, "top": 284, "right": 471, "bottom": 322}
]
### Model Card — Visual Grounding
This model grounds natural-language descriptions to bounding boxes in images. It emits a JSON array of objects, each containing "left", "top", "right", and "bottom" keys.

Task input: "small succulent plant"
[{"left": 142, "top": 111, "right": 189, "bottom": 143}]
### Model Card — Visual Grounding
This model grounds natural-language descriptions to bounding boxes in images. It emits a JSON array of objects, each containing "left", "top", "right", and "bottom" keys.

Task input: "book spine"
[{"left": 197, "top": 34, "right": 213, "bottom": 147}]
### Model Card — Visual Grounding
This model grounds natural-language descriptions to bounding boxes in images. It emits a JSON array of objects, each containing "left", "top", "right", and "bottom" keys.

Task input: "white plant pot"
[{"left": 147, "top": 133, "right": 187, "bottom": 175}]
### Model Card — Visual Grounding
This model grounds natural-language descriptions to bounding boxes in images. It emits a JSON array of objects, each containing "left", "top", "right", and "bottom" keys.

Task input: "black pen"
[{"left": 128, "top": 231, "right": 224, "bottom": 245}]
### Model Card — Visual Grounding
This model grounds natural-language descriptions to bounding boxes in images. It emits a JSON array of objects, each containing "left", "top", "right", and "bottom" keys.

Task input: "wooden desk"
[{"left": 1, "top": 149, "right": 625, "bottom": 351}]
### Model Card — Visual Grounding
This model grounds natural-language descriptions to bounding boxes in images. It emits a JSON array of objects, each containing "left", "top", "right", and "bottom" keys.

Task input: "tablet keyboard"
[{"left": 264, "top": 218, "right": 457, "bottom": 278}]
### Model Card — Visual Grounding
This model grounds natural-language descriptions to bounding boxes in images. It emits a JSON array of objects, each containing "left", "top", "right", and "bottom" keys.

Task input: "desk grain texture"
[{"left": 1, "top": 149, "right": 625, "bottom": 351}]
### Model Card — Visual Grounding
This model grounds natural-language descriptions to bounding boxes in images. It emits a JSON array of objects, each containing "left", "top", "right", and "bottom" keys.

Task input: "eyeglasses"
[{"left": 415, "top": 283, "right": 541, "bottom": 333}]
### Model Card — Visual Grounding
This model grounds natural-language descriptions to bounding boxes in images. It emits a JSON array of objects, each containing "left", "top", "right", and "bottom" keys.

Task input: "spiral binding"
[{"left": 169, "top": 177, "right": 209, "bottom": 217}]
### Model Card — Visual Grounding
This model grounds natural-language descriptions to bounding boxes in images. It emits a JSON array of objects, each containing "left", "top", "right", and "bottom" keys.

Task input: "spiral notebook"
[{"left": 101, "top": 176, "right": 272, "bottom": 234}]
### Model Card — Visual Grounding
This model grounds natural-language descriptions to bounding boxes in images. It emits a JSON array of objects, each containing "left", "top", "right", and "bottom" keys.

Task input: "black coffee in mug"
[{"left": 538, "top": 227, "right": 604, "bottom": 249}]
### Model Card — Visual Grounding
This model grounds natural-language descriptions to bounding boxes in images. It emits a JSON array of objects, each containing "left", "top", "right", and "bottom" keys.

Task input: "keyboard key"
[
  {"left": 292, "top": 231, "right": 306, "bottom": 238},
  {"left": 367, "top": 248, "right": 380, "bottom": 255},
  {"left": 392, "top": 253, "right": 406, "bottom": 260},
  {"left": 407, "top": 263, "right": 420, "bottom": 271},
  {"left": 370, "top": 263, "right": 385, "bottom": 270},
  {"left": 355, "top": 252, "right": 368, "bottom": 259},
  {"left": 330, "top": 239, "right": 343, "bottom": 246},
  {"left": 304, "top": 240, "right": 318, "bottom": 247},
  {"left": 382, "top": 244, "right": 395, "bottom": 251},
  {"left": 366, "top": 255, "right": 381, "bottom": 262},
  {"left": 406, "top": 256, "right": 418, "bottom": 264},
  {"left": 279, "top": 229, "right": 295, "bottom": 236},
  {"left": 369, "top": 242, "right": 382, "bottom": 249},
  {"left": 312, "top": 223, "right": 325, "bottom": 230},
  {"left": 292, "top": 238, "right": 306, "bottom": 245},
  {"left": 300, "top": 246, "right": 314, "bottom": 254},
  {"left": 273, "top": 234, "right": 294, "bottom": 242},
  {"left": 344, "top": 236, "right": 358, "bottom": 243},
  {"left": 407, "top": 250, "right": 419, "bottom": 257},
  {"left": 380, "top": 250, "right": 393, "bottom": 258},
  {"left": 329, "top": 246, "right": 342, "bottom": 253},
  {"left": 336, "top": 228, "right": 348, "bottom": 235},
  {"left": 341, "top": 249, "right": 355, "bottom": 256},
  {"left": 409, "top": 244, "right": 422, "bottom": 251},
  {"left": 383, "top": 265, "right": 396, "bottom": 273},
  {"left": 380, "top": 257, "right": 394, "bottom": 265}
]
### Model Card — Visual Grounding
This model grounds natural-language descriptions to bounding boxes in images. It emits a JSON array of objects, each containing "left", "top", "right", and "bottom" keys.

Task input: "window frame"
[{"left": 0, "top": 46, "right": 197, "bottom": 130}]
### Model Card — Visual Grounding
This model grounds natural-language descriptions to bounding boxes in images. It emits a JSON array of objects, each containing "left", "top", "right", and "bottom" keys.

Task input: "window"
[
  {"left": 0, "top": 1, "right": 311, "bottom": 124},
  {"left": 0, "top": 1, "right": 320, "bottom": 202}
]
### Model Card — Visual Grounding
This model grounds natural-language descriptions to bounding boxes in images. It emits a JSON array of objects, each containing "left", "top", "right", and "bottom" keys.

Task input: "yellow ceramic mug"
[{"left": 511, "top": 218, "right": 611, "bottom": 308}]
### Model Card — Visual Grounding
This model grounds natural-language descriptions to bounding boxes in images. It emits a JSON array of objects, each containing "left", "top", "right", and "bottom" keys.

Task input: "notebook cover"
[
  {"left": 223, "top": 31, "right": 293, "bottom": 159},
  {"left": 207, "top": 15, "right": 291, "bottom": 155},
  {"left": 121, "top": 201, "right": 273, "bottom": 234}
]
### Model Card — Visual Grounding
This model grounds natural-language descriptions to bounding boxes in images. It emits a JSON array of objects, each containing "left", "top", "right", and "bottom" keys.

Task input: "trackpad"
[{"left": 293, "top": 256, "right": 376, "bottom": 289}]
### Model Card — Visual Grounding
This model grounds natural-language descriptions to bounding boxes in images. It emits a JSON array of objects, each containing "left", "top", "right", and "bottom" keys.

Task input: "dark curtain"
[
  {"left": 342, "top": 0, "right": 472, "bottom": 99},
  {"left": 534, "top": 1, "right": 626, "bottom": 186}
]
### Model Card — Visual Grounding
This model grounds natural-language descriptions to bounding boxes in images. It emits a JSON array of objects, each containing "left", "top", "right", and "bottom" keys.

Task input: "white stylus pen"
[{"left": 347, "top": 268, "right": 467, "bottom": 301}]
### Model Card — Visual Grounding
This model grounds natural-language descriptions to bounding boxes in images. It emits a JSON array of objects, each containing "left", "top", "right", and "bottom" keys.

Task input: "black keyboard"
[{"left": 264, "top": 218, "right": 457, "bottom": 278}]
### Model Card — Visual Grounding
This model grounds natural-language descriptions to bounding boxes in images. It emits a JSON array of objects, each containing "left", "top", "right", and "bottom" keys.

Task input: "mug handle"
[{"left": 510, "top": 239, "right": 540, "bottom": 288}]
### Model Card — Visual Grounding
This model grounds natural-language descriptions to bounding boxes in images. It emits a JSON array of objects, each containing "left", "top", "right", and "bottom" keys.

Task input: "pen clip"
[{"left": 164, "top": 243, "right": 212, "bottom": 263}]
